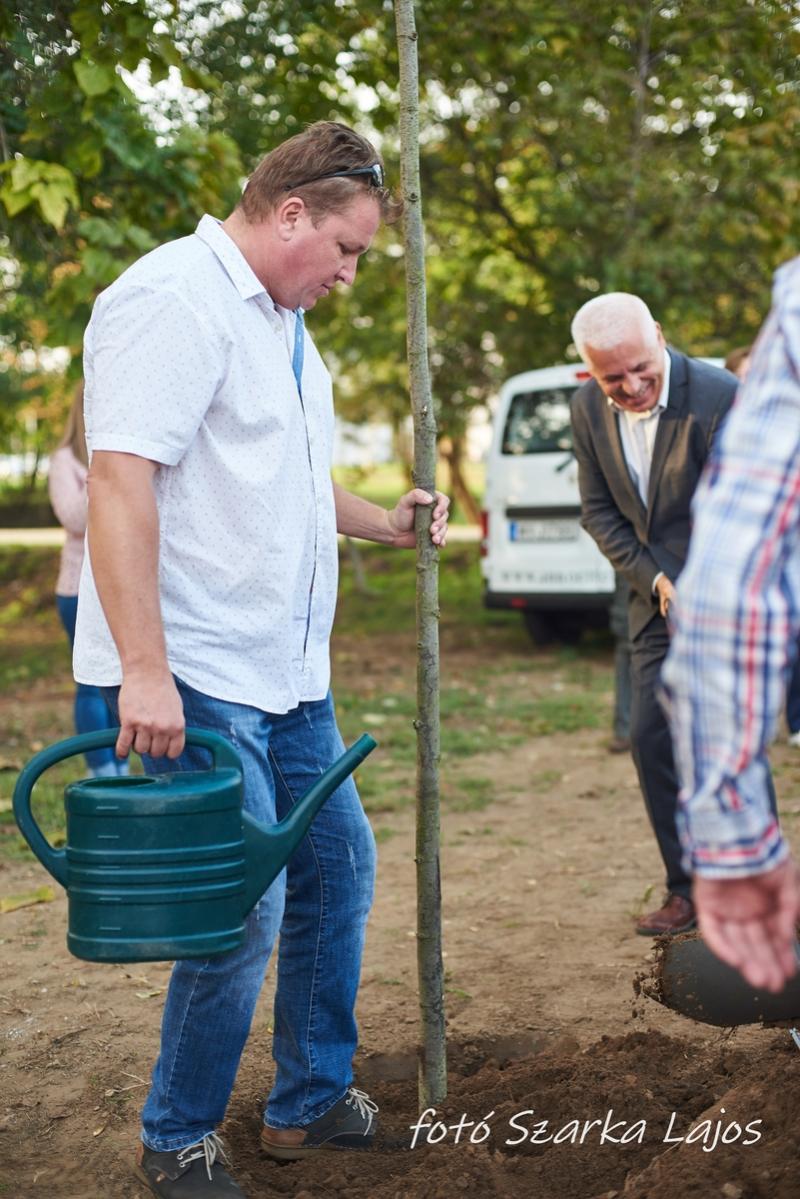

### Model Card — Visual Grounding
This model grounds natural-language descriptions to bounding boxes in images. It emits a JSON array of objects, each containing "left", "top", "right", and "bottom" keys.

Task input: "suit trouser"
[
  {"left": 629, "top": 618, "right": 691, "bottom": 898},
  {"left": 610, "top": 575, "right": 632, "bottom": 742},
  {"left": 785, "top": 638, "right": 800, "bottom": 734},
  {"left": 630, "top": 617, "right": 780, "bottom": 898}
]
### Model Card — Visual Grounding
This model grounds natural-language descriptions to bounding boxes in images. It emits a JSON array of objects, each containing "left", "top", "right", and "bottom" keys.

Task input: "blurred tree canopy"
[
  {"left": 2, "top": 0, "right": 799, "bottom": 506},
  {"left": 0, "top": 0, "right": 242, "bottom": 472}
]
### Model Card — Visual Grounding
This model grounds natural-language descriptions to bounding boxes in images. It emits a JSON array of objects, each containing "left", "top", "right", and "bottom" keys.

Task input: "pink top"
[{"left": 48, "top": 445, "right": 88, "bottom": 596}]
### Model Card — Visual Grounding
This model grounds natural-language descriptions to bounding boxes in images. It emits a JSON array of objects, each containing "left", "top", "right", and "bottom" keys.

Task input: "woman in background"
[{"left": 48, "top": 384, "right": 127, "bottom": 776}]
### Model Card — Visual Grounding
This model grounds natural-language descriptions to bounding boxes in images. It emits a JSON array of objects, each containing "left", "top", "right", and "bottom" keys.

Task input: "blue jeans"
[
  {"left": 56, "top": 594, "right": 123, "bottom": 774},
  {"left": 101, "top": 678, "right": 376, "bottom": 1152}
]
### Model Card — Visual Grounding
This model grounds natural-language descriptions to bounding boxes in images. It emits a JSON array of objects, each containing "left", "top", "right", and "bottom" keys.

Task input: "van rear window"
[{"left": 501, "top": 387, "right": 577, "bottom": 454}]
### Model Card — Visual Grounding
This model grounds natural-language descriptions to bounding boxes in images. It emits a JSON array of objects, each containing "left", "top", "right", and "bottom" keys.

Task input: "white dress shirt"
[
  {"left": 612, "top": 350, "right": 671, "bottom": 506},
  {"left": 74, "top": 214, "right": 338, "bottom": 714}
]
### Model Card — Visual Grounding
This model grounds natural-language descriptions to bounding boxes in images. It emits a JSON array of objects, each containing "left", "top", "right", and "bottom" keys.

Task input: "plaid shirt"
[{"left": 661, "top": 257, "right": 800, "bottom": 878}]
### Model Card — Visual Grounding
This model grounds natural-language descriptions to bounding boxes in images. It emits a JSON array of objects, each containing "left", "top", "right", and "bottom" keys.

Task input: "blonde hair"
[{"left": 59, "top": 382, "right": 88, "bottom": 468}]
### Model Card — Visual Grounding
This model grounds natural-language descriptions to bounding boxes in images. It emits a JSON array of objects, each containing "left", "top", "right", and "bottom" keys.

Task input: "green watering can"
[{"left": 13, "top": 727, "right": 376, "bottom": 964}]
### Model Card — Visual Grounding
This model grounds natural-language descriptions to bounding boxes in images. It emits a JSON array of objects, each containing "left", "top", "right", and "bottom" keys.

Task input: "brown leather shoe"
[
  {"left": 607, "top": 736, "right": 631, "bottom": 754},
  {"left": 635, "top": 893, "right": 696, "bottom": 936},
  {"left": 261, "top": 1087, "right": 378, "bottom": 1161}
]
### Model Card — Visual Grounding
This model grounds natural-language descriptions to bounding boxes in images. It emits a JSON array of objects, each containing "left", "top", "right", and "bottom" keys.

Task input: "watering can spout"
[{"left": 241, "top": 733, "right": 377, "bottom": 915}]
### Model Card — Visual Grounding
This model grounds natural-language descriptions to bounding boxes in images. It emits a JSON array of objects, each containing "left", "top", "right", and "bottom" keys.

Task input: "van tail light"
[{"left": 480, "top": 509, "right": 488, "bottom": 556}]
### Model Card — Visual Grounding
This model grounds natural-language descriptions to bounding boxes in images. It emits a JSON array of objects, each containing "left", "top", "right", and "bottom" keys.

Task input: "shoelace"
[
  {"left": 176, "top": 1132, "right": 231, "bottom": 1182},
  {"left": 344, "top": 1086, "right": 379, "bottom": 1135}
]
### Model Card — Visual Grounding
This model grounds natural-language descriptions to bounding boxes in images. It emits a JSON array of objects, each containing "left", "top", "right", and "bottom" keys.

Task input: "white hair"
[{"left": 570, "top": 293, "right": 658, "bottom": 361}]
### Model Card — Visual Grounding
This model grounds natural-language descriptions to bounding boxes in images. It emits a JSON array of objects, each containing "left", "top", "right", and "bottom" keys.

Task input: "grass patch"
[
  {"left": 531, "top": 770, "right": 563, "bottom": 792},
  {"left": 444, "top": 775, "right": 494, "bottom": 812},
  {"left": 358, "top": 771, "right": 414, "bottom": 814},
  {"left": 336, "top": 543, "right": 526, "bottom": 638},
  {"left": 0, "top": 547, "right": 65, "bottom": 689},
  {"left": 530, "top": 693, "right": 604, "bottom": 734}
]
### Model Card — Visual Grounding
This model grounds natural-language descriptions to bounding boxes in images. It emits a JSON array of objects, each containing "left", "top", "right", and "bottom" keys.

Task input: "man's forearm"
[
  {"left": 87, "top": 451, "right": 170, "bottom": 677},
  {"left": 87, "top": 451, "right": 186, "bottom": 759},
  {"left": 333, "top": 483, "right": 395, "bottom": 543}
]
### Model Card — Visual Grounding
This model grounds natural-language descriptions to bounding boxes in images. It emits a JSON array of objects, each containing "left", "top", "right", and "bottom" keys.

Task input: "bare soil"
[{"left": 2, "top": 625, "right": 799, "bottom": 1198}]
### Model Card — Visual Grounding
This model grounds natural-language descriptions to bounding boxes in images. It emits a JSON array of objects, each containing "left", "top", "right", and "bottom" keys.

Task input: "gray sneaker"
[
  {"left": 260, "top": 1086, "right": 379, "bottom": 1160},
  {"left": 135, "top": 1133, "right": 246, "bottom": 1198}
]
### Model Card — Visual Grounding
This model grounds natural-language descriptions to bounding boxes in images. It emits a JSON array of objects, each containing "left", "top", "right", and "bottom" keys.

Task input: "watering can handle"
[{"left": 12, "top": 727, "right": 243, "bottom": 889}]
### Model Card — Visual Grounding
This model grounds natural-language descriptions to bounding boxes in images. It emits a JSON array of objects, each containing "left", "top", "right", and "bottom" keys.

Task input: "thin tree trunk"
[
  {"left": 394, "top": 0, "right": 447, "bottom": 1108},
  {"left": 27, "top": 444, "right": 42, "bottom": 491}
]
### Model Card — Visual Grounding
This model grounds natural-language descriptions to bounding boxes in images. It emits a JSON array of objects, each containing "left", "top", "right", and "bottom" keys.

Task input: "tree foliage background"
[{"left": 2, "top": 0, "right": 799, "bottom": 503}]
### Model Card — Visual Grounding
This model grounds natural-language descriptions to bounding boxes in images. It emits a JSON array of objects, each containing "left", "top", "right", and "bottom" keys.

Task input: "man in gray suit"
[{"left": 569, "top": 292, "right": 737, "bottom": 935}]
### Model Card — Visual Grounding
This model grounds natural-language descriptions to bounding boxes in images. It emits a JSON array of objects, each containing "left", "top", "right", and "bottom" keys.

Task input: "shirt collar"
[
  {"left": 606, "top": 347, "right": 671, "bottom": 419},
  {"left": 194, "top": 214, "right": 270, "bottom": 303}
]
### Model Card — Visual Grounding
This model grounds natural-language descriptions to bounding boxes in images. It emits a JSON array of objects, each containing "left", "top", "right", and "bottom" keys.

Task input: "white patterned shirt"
[{"left": 74, "top": 215, "right": 338, "bottom": 713}]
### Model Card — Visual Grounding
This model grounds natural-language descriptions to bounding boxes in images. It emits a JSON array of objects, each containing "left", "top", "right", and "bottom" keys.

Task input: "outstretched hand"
[
  {"left": 693, "top": 859, "right": 800, "bottom": 993},
  {"left": 387, "top": 489, "right": 450, "bottom": 548}
]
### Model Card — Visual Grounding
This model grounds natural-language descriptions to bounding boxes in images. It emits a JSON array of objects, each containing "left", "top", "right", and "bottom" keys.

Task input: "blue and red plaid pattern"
[{"left": 661, "top": 257, "right": 800, "bottom": 878}]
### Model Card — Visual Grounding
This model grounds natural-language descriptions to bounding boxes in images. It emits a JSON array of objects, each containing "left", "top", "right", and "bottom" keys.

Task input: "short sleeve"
[{"left": 86, "top": 284, "right": 224, "bottom": 465}]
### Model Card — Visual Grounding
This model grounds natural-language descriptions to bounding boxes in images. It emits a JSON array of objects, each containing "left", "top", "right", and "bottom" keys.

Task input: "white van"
[{"left": 480, "top": 363, "right": 615, "bottom": 644}]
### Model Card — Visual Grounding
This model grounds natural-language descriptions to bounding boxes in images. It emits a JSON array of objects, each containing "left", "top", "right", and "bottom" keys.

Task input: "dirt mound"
[
  {"left": 219, "top": 1030, "right": 796, "bottom": 1199},
  {"left": 4, "top": 1010, "right": 795, "bottom": 1198}
]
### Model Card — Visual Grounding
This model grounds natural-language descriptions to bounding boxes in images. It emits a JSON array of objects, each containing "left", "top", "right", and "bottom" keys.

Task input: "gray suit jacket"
[{"left": 570, "top": 349, "right": 737, "bottom": 640}]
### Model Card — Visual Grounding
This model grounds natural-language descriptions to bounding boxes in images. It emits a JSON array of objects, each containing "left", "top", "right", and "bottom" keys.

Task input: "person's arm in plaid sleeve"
[{"left": 661, "top": 258, "right": 800, "bottom": 991}]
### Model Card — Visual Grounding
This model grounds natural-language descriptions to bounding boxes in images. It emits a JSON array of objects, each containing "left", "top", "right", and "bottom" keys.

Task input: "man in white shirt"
[
  {"left": 76, "top": 121, "right": 449, "bottom": 1199},
  {"left": 569, "top": 293, "right": 736, "bottom": 938}
]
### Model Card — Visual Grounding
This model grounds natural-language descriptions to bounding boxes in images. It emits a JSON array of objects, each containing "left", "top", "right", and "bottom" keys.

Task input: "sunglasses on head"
[{"left": 284, "top": 163, "right": 385, "bottom": 191}]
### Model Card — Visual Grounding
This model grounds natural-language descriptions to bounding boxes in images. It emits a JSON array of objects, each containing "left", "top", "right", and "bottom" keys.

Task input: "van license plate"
[{"left": 509, "top": 519, "right": 580, "bottom": 542}]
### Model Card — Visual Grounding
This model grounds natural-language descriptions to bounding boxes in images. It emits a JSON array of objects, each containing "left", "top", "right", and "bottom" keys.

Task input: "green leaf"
[
  {"left": 179, "top": 64, "right": 218, "bottom": 92},
  {"left": 74, "top": 59, "right": 116, "bottom": 98},
  {"left": 32, "top": 181, "right": 71, "bottom": 229},
  {"left": 10, "top": 157, "right": 44, "bottom": 190},
  {"left": 127, "top": 224, "right": 157, "bottom": 253},
  {"left": 81, "top": 245, "right": 124, "bottom": 284},
  {"left": 153, "top": 34, "right": 183, "bottom": 69},
  {"left": 0, "top": 185, "right": 35, "bottom": 217},
  {"left": 69, "top": 3, "right": 102, "bottom": 43},
  {"left": 6, "top": 162, "right": 80, "bottom": 228},
  {"left": 77, "top": 216, "right": 125, "bottom": 247},
  {"left": 68, "top": 139, "right": 104, "bottom": 179},
  {"left": 148, "top": 57, "right": 170, "bottom": 85},
  {"left": 125, "top": 13, "right": 152, "bottom": 41},
  {"left": 0, "top": 884, "right": 56, "bottom": 914}
]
